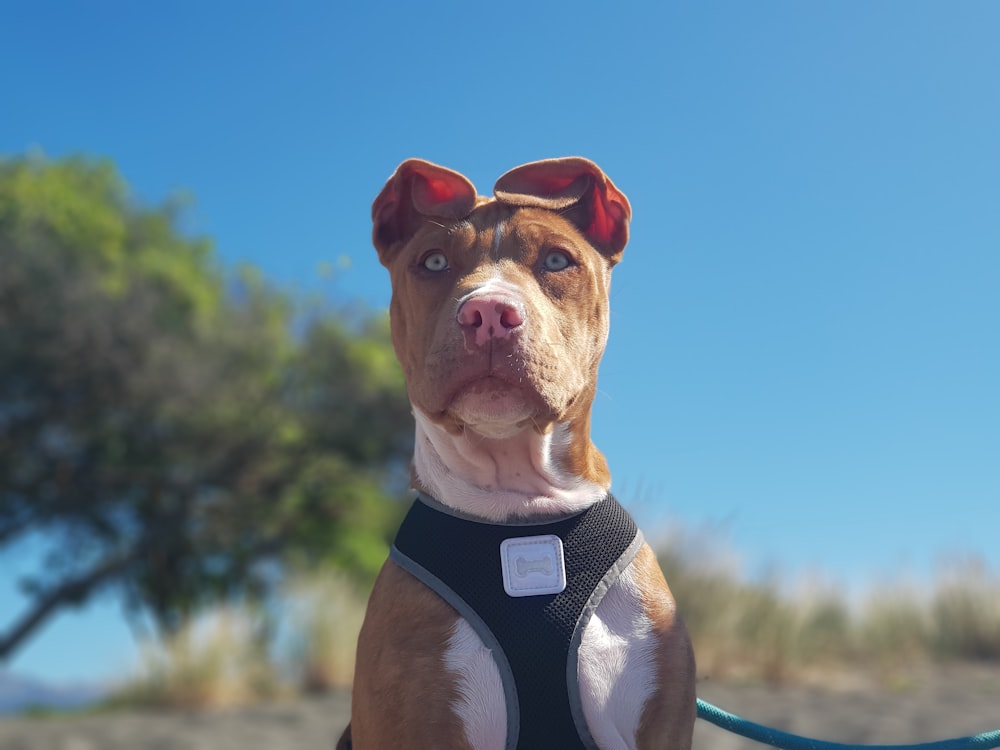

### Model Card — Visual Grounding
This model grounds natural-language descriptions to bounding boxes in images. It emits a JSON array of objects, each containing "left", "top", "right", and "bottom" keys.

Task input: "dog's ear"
[
  {"left": 372, "top": 159, "right": 477, "bottom": 263},
  {"left": 493, "top": 158, "right": 631, "bottom": 262}
]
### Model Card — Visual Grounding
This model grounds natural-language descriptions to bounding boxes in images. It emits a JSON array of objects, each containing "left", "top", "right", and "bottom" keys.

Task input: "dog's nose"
[{"left": 457, "top": 296, "right": 524, "bottom": 347}]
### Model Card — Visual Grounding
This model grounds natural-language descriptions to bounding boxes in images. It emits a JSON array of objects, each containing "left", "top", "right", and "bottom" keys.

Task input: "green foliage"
[{"left": 0, "top": 154, "right": 411, "bottom": 657}]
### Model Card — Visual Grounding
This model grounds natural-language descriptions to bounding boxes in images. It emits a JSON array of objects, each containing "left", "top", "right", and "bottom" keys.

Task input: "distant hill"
[{"left": 0, "top": 671, "right": 106, "bottom": 715}]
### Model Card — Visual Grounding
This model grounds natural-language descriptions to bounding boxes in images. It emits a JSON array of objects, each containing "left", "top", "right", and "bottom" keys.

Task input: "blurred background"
[{"left": 1, "top": 1, "right": 999, "bottom": 746}]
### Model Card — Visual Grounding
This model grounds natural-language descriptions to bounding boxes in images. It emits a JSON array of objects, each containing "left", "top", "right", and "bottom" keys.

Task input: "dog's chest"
[
  {"left": 443, "top": 562, "right": 660, "bottom": 750},
  {"left": 392, "top": 495, "right": 656, "bottom": 749}
]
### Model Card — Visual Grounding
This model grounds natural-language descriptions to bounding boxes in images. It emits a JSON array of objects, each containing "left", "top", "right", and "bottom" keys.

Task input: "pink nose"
[{"left": 457, "top": 296, "right": 524, "bottom": 347}]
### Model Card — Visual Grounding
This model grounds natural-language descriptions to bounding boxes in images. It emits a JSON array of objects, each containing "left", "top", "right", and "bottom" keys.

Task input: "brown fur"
[
  {"left": 347, "top": 158, "right": 696, "bottom": 748},
  {"left": 380, "top": 204, "right": 615, "bottom": 484},
  {"left": 349, "top": 560, "right": 472, "bottom": 749},
  {"left": 633, "top": 544, "right": 697, "bottom": 749}
]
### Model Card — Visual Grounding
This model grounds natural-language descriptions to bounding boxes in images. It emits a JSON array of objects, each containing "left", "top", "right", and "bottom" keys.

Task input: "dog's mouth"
[
  {"left": 431, "top": 343, "right": 531, "bottom": 404},
  {"left": 414, "top": 336, "right": 570, "bottom": 436},
  {"left": 443, "top": 375, "right": 544, "bottom": 437},
  {"left": 454, "top": 372, "right": 535, "bottom": 399}
]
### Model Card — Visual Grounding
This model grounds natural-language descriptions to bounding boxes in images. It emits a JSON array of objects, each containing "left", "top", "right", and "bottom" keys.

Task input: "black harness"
[{"left": 390, "top": 493, "right": 642, "bottom": 750}]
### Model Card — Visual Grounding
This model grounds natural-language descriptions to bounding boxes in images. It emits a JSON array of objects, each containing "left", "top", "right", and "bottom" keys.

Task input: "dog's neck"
[{"left": 411, "top": 407, "right": 607, "bottom": 523}]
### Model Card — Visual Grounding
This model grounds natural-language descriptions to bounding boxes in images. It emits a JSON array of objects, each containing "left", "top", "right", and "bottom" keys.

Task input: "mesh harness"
[{"left": 390, "top": 493, "right": 643, "bottom": 750}]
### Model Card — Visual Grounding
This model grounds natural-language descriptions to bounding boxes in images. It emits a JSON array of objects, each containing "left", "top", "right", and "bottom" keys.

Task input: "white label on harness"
[{"left": 499, "top": 535, "right": 567, "bottom": 597}]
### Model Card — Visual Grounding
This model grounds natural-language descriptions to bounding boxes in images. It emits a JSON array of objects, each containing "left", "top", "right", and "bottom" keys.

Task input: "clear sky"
[{"left": 2, "top": 1, "right": 998, "bottom": 685}]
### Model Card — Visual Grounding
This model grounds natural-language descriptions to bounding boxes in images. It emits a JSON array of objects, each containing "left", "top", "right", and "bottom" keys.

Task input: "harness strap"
[{"left": 391, "top": 493, "right": 643, "bottom": 750}]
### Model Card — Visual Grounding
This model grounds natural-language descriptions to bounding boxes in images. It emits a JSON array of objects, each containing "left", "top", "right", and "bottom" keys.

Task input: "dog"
[{"left": 338, "top": 158, "right": 696, "bottom": 749}]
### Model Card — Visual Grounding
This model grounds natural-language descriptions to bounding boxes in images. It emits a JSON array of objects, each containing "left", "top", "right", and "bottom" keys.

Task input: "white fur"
[
  {"left": 442, "top": 559, "right": 659, "bottom": 748},
  {"left": 411, "top": 239, "right": 655, "bottom": 744},
  {"left": 444, "top": 619, "right": 506, "bottom": 750},
  {"left": 491, "top": 219, "right": 506, "bottom": 258},
  {"left": 413, "top": 407, "right": 605, "bottom": 522},
  {"left": 577, "top": 563, "right": 660, "bottom": 749}
]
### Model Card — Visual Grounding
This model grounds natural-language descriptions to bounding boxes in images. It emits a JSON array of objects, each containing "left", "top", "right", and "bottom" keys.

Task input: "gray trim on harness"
[
  {"left": 389, "top": 545, "right": 522, "bottom": 749},
  {"left": 567, "top": 528, "right": 646, "bottom": 746}
]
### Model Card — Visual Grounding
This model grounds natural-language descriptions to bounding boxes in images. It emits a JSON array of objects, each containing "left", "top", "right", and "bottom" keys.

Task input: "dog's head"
[{"left": 372, "top": 158, "right": 631, "bottom": 446}]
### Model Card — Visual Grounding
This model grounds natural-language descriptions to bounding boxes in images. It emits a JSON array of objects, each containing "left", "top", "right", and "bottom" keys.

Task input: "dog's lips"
[
  {"left": 447, "top": 371, "right": 531, "bottom": 406},
  {"left": 440, "top": 372, "right": 544, "bottom": 434},
  {"left": 451, "top": 373, "right": 524, "bottom": 399},
  {"left": 431, "top": 345, "right": 532, "bottom": 406},
  {"left": 415, "top": 327, "right": 564, "bottom": 432}
]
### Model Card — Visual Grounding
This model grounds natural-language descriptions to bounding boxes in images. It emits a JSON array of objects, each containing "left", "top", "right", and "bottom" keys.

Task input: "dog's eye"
[
  {"left": 542, "top": 250, "right": 571, "bottom": 271},
  {"left": 421, "top": 252, "right": 449, "bottom": 272}
]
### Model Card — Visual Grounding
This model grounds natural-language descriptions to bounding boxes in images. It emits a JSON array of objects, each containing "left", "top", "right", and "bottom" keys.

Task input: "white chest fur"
[{"left": 443, "top": 559, "right": 658, "bottom": 750}]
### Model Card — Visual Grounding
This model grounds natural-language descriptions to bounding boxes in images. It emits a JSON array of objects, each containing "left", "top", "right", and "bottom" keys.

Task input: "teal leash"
[{"left": 697, "top": 698, "right": 1000, "bottom": 750}]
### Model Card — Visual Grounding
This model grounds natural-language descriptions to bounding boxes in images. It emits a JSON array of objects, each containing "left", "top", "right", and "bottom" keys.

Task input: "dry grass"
[
  {"left": 112, "top": 537, "right": 1000, "bottom": 707},
  {"left": 113, "top": 610, "right": 285, "bottom": 710},
  {"left": 283, "top": 570, "right": 368, "bottom": 694},
  {"left": 930, "top": 560, "right": 1000, "bottom": 660},
  {"left": 660, "top": 532, "right": 1000, "bottom": 685},
  {"left": 113, "top": 572, "right": 369, "bottom": 709}
]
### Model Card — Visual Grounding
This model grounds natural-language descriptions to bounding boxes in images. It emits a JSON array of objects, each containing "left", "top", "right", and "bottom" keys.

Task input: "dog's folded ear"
[
  {"left": 493, "top": 158, "right": 631, "bottom": 262},
  {"left": 372, "top": 159, "right": 478, "bottom": 263}
]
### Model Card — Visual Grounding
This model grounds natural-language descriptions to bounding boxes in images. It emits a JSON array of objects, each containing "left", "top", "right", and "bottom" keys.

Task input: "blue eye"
[
  {"left": 421, "top": 252, "right": 449, "bottom": 272},
  {"left": 543, "top": 250, "right": 571, "bottom": 271}
]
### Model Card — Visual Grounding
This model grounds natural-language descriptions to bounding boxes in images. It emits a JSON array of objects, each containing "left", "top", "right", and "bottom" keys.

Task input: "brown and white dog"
[{"left": 339, "top": 158, "right": 696, "bottom": 749}]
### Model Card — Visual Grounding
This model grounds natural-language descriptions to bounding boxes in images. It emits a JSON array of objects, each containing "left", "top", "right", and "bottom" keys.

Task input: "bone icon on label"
[
  {"left": 500, "top": 535, "right": 567, "bottom": 597},
  {"left": 514, "top": 555, "right": 554, "bottom": 577}
]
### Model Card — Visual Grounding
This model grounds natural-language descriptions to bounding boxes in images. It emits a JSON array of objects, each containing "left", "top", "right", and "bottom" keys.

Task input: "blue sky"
[{"left": 2, "top": 1, "right": 998, "bottom": 685}]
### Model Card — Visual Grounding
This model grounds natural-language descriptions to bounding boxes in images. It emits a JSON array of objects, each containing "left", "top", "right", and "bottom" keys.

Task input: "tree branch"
[{"left": 0, "top": 550, "right": 138, "bottom": 661}]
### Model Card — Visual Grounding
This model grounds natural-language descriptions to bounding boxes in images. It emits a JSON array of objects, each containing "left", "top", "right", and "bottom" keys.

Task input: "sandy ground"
[
  {"left": 1, "top": 666, "right": 998, "bottom": 749},
  {"left": 695, "top": 664, "right": 1000, "bottom": 749}
]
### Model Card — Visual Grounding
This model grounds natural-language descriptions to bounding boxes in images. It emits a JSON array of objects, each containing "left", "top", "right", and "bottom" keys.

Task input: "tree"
[{"left": 0, "top": 154, "right": 412, "bottom": 659}]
